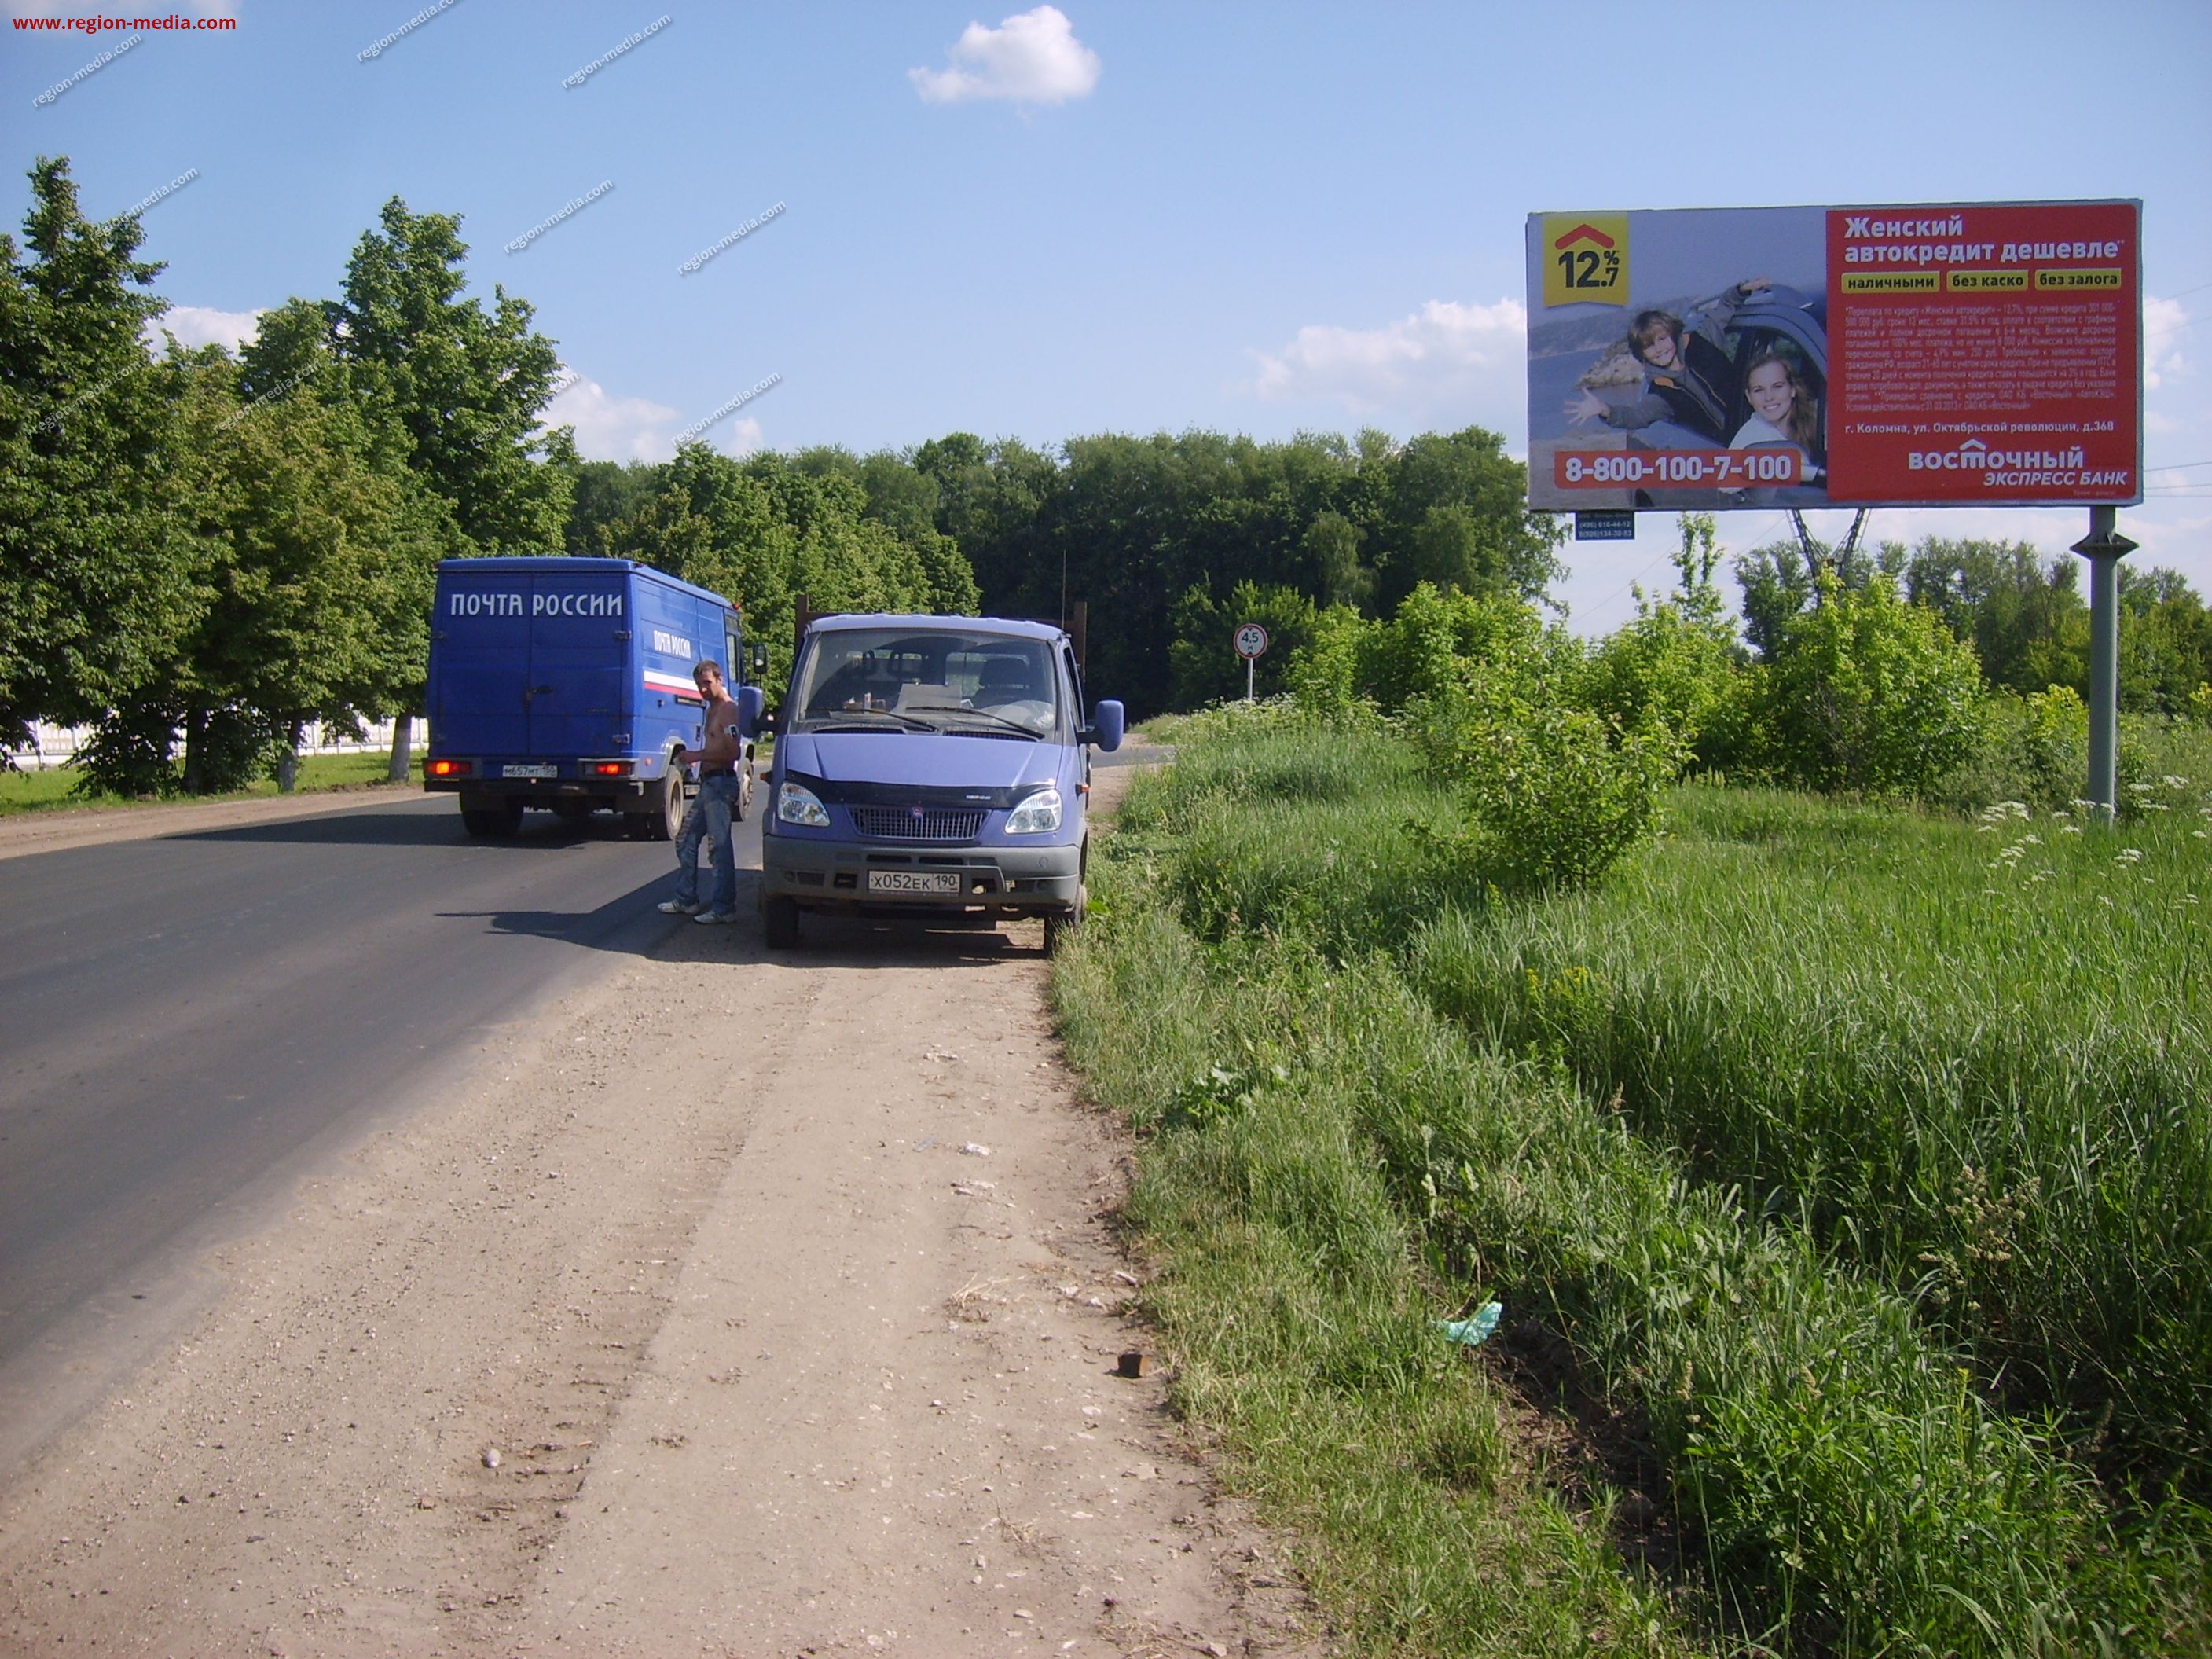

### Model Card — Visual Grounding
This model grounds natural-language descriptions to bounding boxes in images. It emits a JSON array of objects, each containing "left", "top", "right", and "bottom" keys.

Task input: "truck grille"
[{"left": 850, "top": 806, "right": 985, "bottom": 841}]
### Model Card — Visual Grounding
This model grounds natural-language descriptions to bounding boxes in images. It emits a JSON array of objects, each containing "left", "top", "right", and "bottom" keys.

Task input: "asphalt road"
[{"left": 0, "top": 792, "right": 764, "bottom": 1477}]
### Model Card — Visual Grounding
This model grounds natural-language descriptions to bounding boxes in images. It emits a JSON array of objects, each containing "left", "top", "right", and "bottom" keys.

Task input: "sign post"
[
  {"left": 1233, "top": 622, "right": 1268, "bottom": 703},
  {"left": 2072, "top": 506, "right": 2137, "bottom": 825}
]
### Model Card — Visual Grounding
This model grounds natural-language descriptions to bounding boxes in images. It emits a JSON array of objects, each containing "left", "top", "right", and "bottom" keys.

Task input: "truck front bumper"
[{"left": 761, "top": 835, "right": 1083, "bottom": 917}]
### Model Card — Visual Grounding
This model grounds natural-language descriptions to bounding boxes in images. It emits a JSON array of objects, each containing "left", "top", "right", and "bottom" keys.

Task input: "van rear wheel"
[
  {"left": 460, "top": 798, "right": 523, "bottom": 838},
  {"left": 629, "top": 771, "right": 684, "bottom": 841}
]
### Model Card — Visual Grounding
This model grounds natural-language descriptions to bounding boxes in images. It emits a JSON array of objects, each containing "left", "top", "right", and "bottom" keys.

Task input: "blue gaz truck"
[
  {"left": 422, "top": 557, "right": 761, "bottom": 839},
  {"left": 758, "top": 612, "right": 1123, "bottom": 952}
]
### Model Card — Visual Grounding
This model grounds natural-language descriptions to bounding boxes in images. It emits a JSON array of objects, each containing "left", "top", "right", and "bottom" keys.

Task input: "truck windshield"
[{"left": 791, "top": 629, "right": 1060, "bottom": 738}]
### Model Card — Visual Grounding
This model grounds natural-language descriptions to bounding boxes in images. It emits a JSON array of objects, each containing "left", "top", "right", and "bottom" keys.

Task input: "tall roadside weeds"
[
  {"left": 1053, "top": 707, "right": 2208, "bottom": 1656},
  {"left": 1410, "top": 776, "right": 2212, "bottom": 1492}
]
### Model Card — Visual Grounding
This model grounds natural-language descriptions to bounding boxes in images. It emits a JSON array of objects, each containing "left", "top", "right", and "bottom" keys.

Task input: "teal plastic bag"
[{"left": 1439, "top": 1301, "right": 1502, "bottom": 1347}]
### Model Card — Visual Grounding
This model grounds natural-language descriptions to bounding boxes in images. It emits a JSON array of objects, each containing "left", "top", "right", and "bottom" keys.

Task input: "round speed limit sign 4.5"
[{"left": 1234, "top": 622, "right": 1269, "bottom": 659}]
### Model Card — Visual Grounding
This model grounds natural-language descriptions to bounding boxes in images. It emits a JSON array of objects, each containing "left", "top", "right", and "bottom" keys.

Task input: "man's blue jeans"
[{"left": 670, "top": 773, "right": 740, "bottom": 912}]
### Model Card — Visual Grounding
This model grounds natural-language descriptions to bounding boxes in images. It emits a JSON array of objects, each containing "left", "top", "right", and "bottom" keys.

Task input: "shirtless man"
[{"left": 658, "top": 660, "right": 745, "bottom": 924}]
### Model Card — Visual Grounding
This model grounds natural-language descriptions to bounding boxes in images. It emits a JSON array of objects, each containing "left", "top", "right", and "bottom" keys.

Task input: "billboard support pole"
[
  {"left": 2072, "top": 505, "right": 2137, "bottom": 826},
  {"left": 1836, "top": 510, "right": 1868, "bottom": 565},
  {"left": 1789, "top": 510, "right": 1867, "bottom": 600},
  {"left": 1788, "top": 512, "right": 1823, "bottom": 586}
]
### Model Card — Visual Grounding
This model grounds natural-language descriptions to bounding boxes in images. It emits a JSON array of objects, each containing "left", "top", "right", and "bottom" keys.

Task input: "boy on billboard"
[{"left": 1564, "top": 277, "right": 1772, "bottom": 442}]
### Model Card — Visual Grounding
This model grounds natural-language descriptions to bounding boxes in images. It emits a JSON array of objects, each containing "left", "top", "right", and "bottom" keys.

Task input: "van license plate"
[
  {"left": 504, "top": 764, "right": 557, "bottom": 779},
  {"left": 868, "top": 870, "right": 962, "bottom": 894}
]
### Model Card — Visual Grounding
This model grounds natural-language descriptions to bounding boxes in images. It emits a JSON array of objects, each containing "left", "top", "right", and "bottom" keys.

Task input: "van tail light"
[
  {"left": 425, "top": 758, "right": 472, "bottom": 778},
  {"left": 588, "top": 760, "right": 633, "bottom": 777}
]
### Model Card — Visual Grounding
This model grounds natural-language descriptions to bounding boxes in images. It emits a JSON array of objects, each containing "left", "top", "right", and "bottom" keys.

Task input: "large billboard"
[{"left": 1524, "top": 200, "right": 2141, "bottom": 512}]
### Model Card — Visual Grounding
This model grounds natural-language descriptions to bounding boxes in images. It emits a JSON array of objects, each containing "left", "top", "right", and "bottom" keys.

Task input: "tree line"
[
  {"left": 0, "top": 157, "right": 975, "bottom": 797},
  {"left": 6, "top": 152, "right": 2207, "bottom": 797}
]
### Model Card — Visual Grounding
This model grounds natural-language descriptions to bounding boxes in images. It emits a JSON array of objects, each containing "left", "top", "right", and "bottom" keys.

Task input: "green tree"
[
  {"left": 1373, "top": 426, "right": 1561, "bottom": 611},
  {"left": 1298, "top": 509, "right": 1372, "bottom": 611},
  {"left": 185, "top": 351, "right": 455, "bottom": 791},
  {"left": 913, "top": 432, "right": 1057, "bottom": 619},
  {"left": 1903, "top": 538, "right": 2085, "bottom": 696},
  {"left": 563, "top": 458, "right": 662, "bottom": 558},
  {"left": 1733, "top": 533, "right": 1905, "bottom": 659},
  {"left": 1582, "top": 514, "right": 1741, "bottom": 762},
  {"left": 793, "top": 443, "right": 980, "bottom": 613},
  {"left": 1762, "top": 571, "right": 1988, "bottom": 797},
  {"left": 321, "top": 199, "right": 572, "bottom": 556},
  {"left": 0, "top": 157, "right": 210, "bottom": 758},
  {"left": 314, "top": 198, "right": 573, "bottom": 776}
]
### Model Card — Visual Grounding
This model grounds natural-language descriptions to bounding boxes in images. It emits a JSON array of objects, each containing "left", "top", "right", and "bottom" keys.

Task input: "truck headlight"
[
  {"left": 776, "top": 781, "right": 831, "bottom": 827},
  {"left": 1004, "top": 787, "right": 1062, "bottom": 835}
]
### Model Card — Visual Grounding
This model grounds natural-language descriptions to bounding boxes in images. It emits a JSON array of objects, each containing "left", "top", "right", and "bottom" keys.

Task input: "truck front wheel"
[
  {"left": 764, "top": 896, "right": 800, "bottom": 949},
  {"left": 1043, "top": 884, "right": 1087, "bottom": 957}
]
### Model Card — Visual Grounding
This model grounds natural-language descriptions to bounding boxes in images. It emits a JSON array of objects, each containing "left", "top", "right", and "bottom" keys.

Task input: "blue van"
[
  {"left": 423, "top": 557, "right": 760, "bottom": 839},
  {"left": 758, "top": 615, "right": 1124, "bottom": 952}
]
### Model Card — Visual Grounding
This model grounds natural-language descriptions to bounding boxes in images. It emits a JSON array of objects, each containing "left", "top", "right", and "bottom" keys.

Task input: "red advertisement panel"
[
  {"left": 1826, "top": 202, "right": 2140, "bottom": 505},
  {"left": 1524, "top": 201, "right": 2141, "bottom": 512}
]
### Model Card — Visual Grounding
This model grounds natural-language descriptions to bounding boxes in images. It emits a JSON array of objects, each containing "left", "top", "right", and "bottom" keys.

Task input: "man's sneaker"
[
  {"left": 693, "top": 909, "right": 733, "bottom": 925},
  {"left": 657, "top": 898, "right": 702, "bottom": 915}
]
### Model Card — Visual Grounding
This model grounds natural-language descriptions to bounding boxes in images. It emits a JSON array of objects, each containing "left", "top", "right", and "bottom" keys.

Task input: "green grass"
[
  {"left": 0, "top": 751, "right": 402, "bottom": 816},
  {"left": 1410, "top": 778, "right": 2211, "bottom": 1489},
  {"left": 1054, "top": 707, "right": 2209, "bottom": 1655}
]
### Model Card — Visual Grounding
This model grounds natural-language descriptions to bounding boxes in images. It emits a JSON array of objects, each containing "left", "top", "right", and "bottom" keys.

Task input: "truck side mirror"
[
  {"left": 1090, "top": 700, "right": 1124, "bottom": 753},
  {"left": 737, "top": 684, "right": 765, "bottom": 740},
  {"left": 750, "top": 640, "right": 769, "bottom": 678}
]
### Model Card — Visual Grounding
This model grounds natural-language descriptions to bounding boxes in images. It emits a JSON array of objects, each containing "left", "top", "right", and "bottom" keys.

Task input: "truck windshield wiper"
[
  {"left": 805, "top": 711, "right": 941, "bottom": 733},
  {"left": 903, "top": 705, "right": 1046, "bottom": 740}
]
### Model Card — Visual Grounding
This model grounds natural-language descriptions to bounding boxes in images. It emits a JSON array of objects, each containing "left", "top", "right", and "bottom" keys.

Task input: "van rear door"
[
  {"left": 432, "top": 566, "right": 531, "bottom": 755},
  {"left": 525, "top": 570, "right": 629, "bottom": 758}
]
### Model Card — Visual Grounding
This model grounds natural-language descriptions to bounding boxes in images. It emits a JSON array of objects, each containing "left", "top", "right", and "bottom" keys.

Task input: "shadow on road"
[
  {"left": 655, "top": 888, "right": 1042, "bottom": 968},
  {"left": 167, "top": 811, "right": 618, "bottom": 848},
  {"left": 436, "top": 873, "right": 681, "bottom": 952}
]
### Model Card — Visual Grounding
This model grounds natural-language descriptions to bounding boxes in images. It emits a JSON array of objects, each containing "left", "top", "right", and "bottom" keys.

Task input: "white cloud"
[
  {"left": 2145, "top": 295, "right": 2189, "bottom": 392},
  {"left": 544, "top": 373, "right": 684, "bottom": 463},
  {"left": 909, "top": 6, "right": 1100, "bottom": 105},
  {"left": 720, "top": 417, "right": 765, "bottom": 458},
  {"left": 544, "top": 374, "right": 765, "bottom": 464},
  {"left": 1250, "top": 297, "right": 1528, "bottom": 422},
  {"left": 145, "top": 304, "right": 261, "bottom": 353}
]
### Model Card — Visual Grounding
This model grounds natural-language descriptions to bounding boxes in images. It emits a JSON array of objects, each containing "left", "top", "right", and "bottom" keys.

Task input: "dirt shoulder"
[{"left": 0, "top": 767, "right": 1316, "bottom": 1657}]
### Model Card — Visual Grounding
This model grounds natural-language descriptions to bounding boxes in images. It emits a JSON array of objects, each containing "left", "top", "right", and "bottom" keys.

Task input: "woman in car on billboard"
[
  {"left": 1563, "top": 277, "right": 1771, "bottom": 443},
  {"left": 1731, "top": 347, "right": 1825, "bottom": 481}
]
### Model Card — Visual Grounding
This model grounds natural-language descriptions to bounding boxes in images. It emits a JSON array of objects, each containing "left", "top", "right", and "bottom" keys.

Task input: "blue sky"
[{"left": 7, "top": 0, "right": 2209, "bottom": 633}]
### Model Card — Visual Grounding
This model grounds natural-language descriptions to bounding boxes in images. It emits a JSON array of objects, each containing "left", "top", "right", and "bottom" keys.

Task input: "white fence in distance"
[{"left": 7, "top": 717, "right": 427, "bottom": 773}]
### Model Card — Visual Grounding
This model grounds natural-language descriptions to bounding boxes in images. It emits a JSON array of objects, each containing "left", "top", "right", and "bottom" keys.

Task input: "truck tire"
[
  {"left": 552, "top": 798, "right": 593, "bottom": 828},
  {"left": 1043, "top": 884, "right": 1087, "bottom": 957},
  {"left": 629, "top": 770, "right": 685, "bottom": 842},
  {"left": 764, "top": 896, "right": 800, "bottom": 949},
  {"left": 460, "top": 798, "right": 523, "bottom": 838}
]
